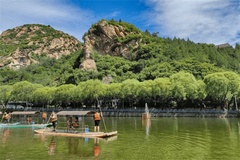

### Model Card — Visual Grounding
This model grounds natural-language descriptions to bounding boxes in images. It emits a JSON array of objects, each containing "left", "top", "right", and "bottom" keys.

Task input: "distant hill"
[
  {"left": 0, "top": 20, "right": 240, "bottom": 86},
  {"left": 0, "top": 24, "right": 82, "bottom": 70}
]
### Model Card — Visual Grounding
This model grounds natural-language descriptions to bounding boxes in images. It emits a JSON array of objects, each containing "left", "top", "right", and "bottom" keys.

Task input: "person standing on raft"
[
  {"left": 94, "top": 111, "right": 101, "bottom": 132},
  {"left": 41, "top": 112, "right": 47, "bottom": 124},
  {"left": 50, "top": 111, "right": 57, "bottom": 131}
]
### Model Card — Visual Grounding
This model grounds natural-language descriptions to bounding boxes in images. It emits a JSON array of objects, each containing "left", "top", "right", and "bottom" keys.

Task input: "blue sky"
[{"left": 0, "top": 0, "right": 239, "bottom": 46}]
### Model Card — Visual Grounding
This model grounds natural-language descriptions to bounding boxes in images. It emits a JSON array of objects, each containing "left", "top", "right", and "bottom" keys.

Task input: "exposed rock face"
[
  {"left": 0, "top": 21, "right": 142, "bottom": 70},
  {"left": 80, "top": 20, "right": 141, "bottom": 70},
  {"left": 0, "top": 24, "right": 82, "bottom": 70},
  {"left": 79, "top": 59, "right": 96, "bottom": 70}
]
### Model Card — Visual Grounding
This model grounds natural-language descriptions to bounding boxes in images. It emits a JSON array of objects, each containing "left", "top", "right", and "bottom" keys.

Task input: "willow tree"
[
  {"left": 170, "top": 72, "right": 201, "bottom": 108},
  {"left": 71, "top": 83, "right": 85, "bottom": 107},
  {"left": 77, "top": 79, "right": 107, "bottom": 107},
  {"left": 0, "top": 85, "right": 12, "bottom": 106},
  {"left": 32, "top": 86, "right": 55, "bottom": 107},
  {"left": 10, "top": 81, "right": 43, "bottom": 102},
  {"left": 152, "top": 78, "right": 172, "bottom": 107},
  {"left": 137, "top": 80, "right": 154, "bottom": 105},
  {"left": 52, "top": 84, "right": 76, "bottom": 108},
  {"left": 120, "top": 79, "right": 140, "bottom": 108},
  {"left": 204, "top": 72, "right": 240, "bottom": 109},
  {"left": 105, "top": 82, "right": 122, "bottom": 108}
]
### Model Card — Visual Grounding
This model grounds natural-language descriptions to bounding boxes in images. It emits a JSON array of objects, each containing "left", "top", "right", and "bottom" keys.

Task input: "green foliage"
[
  {"left": 10, "top": 81, "right": 43, "bottom": 102},
  {"left": 1, "top": 21, "right": 240, "bottom": 109},
  {"left": 108, "top": 19, "right": 141, "bottom": 33},
  {"left": 0, "top": 85, "right": 12, "bottom": 104},
  {"left": 204, "top": 72, "right": 240, "bottom": 102},
  {"left": 1, "top": 71, "right": 239, "bottom": 109},
  {"left": 115, "top": 34, "right": 142, "bottom": 44},
  {"left": 0, "top": 42, "right": 17, "bottom": 56}
]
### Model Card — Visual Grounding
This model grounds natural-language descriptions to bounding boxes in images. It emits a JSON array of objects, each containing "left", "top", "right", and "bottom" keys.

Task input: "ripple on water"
[{"left": 148, "top": 129, "right": 214, "bottom": 159}]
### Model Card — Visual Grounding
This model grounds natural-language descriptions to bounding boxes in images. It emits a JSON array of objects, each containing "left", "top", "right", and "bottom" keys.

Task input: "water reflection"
[
  {"left": 2, "top": 118, "right": 238, "bottom": 160},
  {"left": 94, "top": 138, "right": 101, "bottom": 159},
  {"left": 142, "top": 119, "right": 151, "bottom": 137},
  {"left": 238, "top": 122, "right": 240, "bottom": 135},
  {"left": 67, "top": 137, "right": 79, "bottom": 154},
  {"left": 1, "top": 129, "right": 10, "bottom": 144},
  {"left": 48, "top": 137, "right": 56, "bottom": 155}
]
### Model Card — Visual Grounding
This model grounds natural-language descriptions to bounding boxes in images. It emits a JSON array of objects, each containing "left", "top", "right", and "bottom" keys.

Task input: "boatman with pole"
[
  {"left": 50, "top": 111, "right": 57, "bottom": 131},
  {"left": 94, "top": 111, "right": 101, "bottom": 132},
  {"left": 2, "top": 112, "right": 11, "bottom": 123}
]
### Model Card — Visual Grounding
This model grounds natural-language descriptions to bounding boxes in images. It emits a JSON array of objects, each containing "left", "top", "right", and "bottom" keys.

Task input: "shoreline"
[
  {"left": 36, "top": 108, "right": 239, "bottom": 118},
  {"left": 100, "top": 108, "right": 239, "bottom": 118}
]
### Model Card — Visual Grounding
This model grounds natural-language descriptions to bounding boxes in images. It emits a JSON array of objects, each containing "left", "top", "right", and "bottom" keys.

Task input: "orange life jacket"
[
  {"left": 27, "top": 117, "right": 32, "bottom": 122},
  {"left": 94, "top": 112, "right": 101, "bottom": 121},
  {"left": 3, "top": 114, "right": 10, "bottom": 120},
  {"left": 42, "top": 112, "right": 47, "bottom": 119},
  {"left": 94, "top": 145, "right": 100, "bottom": 157}
]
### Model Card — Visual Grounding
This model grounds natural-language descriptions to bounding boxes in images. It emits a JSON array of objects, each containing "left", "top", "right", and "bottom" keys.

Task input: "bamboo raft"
[
  {"left": 34, "top": 128, "right": 118, "bottom": 138},
  {"left": 1, "top": 111, "right": 52, "bottom": 128},
  {"left": 34, "top": 110, "right": 118, "bottom": 138}
]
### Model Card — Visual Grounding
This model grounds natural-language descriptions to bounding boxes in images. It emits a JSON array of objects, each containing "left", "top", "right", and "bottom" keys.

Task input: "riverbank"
[
  {"left": 100, "top": 108, "right": 239, "bottom": 118},
  {"left": 37, "top": 108, "right": 239, "bottom": 118}
]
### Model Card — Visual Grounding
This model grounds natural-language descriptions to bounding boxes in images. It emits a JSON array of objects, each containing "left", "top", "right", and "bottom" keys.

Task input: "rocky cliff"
[
  {"left": 0, "top": 20, "right": 144, "bottom": 70},
  {"left": 0, "top": 24, "right": 82, "bottom": 70},
  {"left": 80, "top": 20, "right": 142, "bottom": 70}
]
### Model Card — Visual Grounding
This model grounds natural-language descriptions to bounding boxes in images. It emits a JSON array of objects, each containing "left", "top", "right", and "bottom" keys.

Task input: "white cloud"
[
  {"left": 0, "top": 0, "right": 96, "bottom": 41},
  {"left": 143, "top": 0, "right": 240, "bottom": 46}
]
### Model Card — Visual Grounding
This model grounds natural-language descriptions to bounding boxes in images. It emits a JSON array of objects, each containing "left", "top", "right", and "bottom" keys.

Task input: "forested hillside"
[
  {"left": 0, "top": 20, "right": 240, "bottom": 110},
  {"left": 0, "top": 24, "right": 81, "bottom": 70}
]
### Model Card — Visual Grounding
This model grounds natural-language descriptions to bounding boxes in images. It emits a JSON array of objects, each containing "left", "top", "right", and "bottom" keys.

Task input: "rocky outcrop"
[
  {"left": 80, "top": 20, "right": 141, "bottom": 70},
  {"left": 0, "top": 24, "right": 82, "bottom": 70},
  {"left": 1, "top": 21, "right": 143, "bottom": 70}
]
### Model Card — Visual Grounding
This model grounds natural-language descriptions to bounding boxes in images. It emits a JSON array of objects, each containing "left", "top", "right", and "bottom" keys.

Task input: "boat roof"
[
  {"left": 0, "top": 111, "right": 2, "bottom": 115},
  {"left": 10, "top": 111, "right": 38, "bottom": 115},
  {"left": 56, "top": 110, "right": 95, "bottom": 116}
]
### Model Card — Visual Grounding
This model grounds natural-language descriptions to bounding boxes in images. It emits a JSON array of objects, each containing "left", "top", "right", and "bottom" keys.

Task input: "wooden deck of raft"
[{"left": 34, "top": 128, "right": 118, "bottom": 138}]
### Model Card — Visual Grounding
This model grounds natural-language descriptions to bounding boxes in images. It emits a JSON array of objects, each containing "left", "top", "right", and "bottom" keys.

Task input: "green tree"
[
  {"left": 0, "top": 85, "right": 12, "bottom": 105},
  {"left": 77, "top": 80, "right": 107, "bottom": 107},
  {"left": 120, "top": 79, "right": 140, "bottom": 108},
  {"left": 52, "top": 84, "right": 76, "bottom": 107},
  {"left": 32, "top": 87, "right": 55, "bottom": 107},
  {"left": 10, "top": 81, "right": 43, "bottom": 102},
  {"left": 170, "top": 72, "right": 201, "bottom": 107},
  {"left": 204, "top": 72, "right": 240, "bottom": 109}
]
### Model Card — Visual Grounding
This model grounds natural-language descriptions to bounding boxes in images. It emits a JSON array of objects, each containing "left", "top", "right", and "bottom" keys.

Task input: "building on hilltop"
[{"left": 215, "top": 43, "right": 231, "bottom": 49}]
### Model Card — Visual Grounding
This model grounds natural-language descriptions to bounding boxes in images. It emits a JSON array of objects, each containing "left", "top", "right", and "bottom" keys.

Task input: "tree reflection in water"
[{"left": 67, "top": 137, "right": 79, "bottom": 154}]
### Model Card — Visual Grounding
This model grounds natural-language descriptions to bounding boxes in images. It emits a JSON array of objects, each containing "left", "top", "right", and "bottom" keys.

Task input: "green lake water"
[{"left": 0, "top": 117, "right": 239, "bottom": 160}]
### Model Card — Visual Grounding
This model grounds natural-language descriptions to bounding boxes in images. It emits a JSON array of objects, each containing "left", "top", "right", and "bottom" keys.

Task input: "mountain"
[
  {"left": 0, "top": 20, "right": 240, "bottom": 86},
  {"left": 80, "top": 19, "right": 142, "bottom": 70},
  {"left": 0, "top": 24, "right": 82, "bottom": 70}
]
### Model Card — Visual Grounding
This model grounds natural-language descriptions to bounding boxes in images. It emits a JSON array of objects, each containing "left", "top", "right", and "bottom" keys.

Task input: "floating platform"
[
  {"left": 0, "top": 123, "right": 52, "bottom": 128},
  {"left": 142, "top": 113, "right": 151, "bottom": 120},
  {"left": 34, "top": 128, "right": 118, "bottom": 138}
]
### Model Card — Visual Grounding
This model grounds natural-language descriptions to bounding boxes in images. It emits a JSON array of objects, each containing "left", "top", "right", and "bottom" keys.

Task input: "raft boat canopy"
[
  {"left": 10, "top": 111, "right": 38, "bottom": 115},
  {"left": 0, "top": 111, "right": 2, "bottom": 114},
  {"left": 56, "top": 110, "right": 96, "bottom": 116}
]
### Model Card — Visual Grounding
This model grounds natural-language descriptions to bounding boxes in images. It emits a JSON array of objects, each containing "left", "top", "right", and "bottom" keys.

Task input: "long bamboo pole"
[
  {"left": 47, "top": 112, "right": 53, "bottom": 124},
  {"left": 1, "top": 115, "right": 3, "bottom": 123},
  {"left": 98, "top": 104, "right": 107, "bottom": 132}
]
